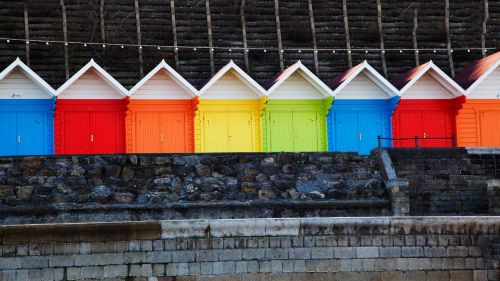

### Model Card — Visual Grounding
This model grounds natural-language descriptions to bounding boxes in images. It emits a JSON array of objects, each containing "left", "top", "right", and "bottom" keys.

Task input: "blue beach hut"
[
  {"left": 0, "top": 58, "right": 56, "bottom": 156},
  {"left": 327, "top": 61, "right": 400, "bottom": 155}
]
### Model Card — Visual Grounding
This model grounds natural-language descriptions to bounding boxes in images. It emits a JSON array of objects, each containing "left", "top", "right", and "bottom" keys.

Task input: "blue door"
[
  {"left": 0, "top": 111, "right": 18, "bottom": 156},
  {"left": 0, "top": 99, "right": 54, "bottom": 156},
  {"left": 358, "top": 111, "right": 384, "bottom": 155},
  {"left": 17, "top": 112, "right": 46, "bottom": 155},
  {"left": 333, "top": 111, "right": 359, "bottom": 153}
]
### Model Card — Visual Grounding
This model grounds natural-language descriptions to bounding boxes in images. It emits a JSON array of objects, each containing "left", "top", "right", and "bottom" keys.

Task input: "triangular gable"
[
  {"left": 454, "top": 52, "right": 500, "bottom": 97},
  {"left": 129, "top": 60, "right": 198, "bottom": 100},
  {"left": 0, "top": 58, "right": 55, "bottom": 99},
  {"left": 390, "top": 61, "right": 464, "bottom": 99},
  {"left": 198, "top": 61, "right": 265, "bottom": 100},
  {"left": 56, "top": 59, "right": 128, "bottom": 99},
  {"left": 328, "top": 61, "right": 399, "bottom": 100},
  {"left": 266, "top": 61, "right": 333, "bottom": 99}
]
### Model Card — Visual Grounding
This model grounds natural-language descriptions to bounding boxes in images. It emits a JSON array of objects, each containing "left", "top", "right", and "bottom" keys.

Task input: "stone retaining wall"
[{"left": 1, "top": 217, "right": 499, "bottom": 281}]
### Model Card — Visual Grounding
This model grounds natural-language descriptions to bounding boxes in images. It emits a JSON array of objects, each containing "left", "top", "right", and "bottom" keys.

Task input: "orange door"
[
  {"left": 480, "top": 111, "right": 500, "bottom": 146},
  {"left": 160, "top": 112, "right": 188, "bottom": 153},
  {"left": 135, "top": 112, "right": 162, "bottom": 153}
]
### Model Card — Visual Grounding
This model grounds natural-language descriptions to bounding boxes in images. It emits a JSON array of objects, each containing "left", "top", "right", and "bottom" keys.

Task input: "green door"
[
  {"left": 269, "top": 111, "right": 294, "bottom": 152},
  {"left": 293, "top": 111, "right": 319, "bottom": 152}
]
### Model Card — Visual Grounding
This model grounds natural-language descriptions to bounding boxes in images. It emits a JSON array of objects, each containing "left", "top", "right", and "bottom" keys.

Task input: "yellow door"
[
  {"left": 227, "top": 112, "right": 253, "bottom": 152},
  {"left": 203, "top": 111, "right": 254, "bottom": 152}
]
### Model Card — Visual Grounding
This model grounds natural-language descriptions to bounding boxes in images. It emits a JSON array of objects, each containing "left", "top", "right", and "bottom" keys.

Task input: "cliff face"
[{"left": 0, "top": 0, "right": 498, "bottom": 89}]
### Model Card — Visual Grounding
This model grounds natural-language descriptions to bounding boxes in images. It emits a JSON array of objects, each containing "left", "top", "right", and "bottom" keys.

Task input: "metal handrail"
[{"left": 378, "top": 135, "right": 456, "bottom": 148}]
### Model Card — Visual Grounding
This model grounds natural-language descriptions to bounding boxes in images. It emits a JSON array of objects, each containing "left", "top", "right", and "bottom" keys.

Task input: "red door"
[
  {"left": 63, "top": 111, "right": 91, "bottom": 154},
  {"left": 394, "top": 111, "right": 425, "bottom": 147},
  {"left": 422, "top": 111, "right": 452, "bottom": 147},
  {"left": 91, "top": 111, "right": 121, "bottom": 154}
]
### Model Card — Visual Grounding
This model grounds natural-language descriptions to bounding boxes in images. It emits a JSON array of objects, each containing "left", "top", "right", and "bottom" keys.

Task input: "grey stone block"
[
  {"left": 351, "top": 259, "right": 363, "bottom": 271},
  {"left": 236, "top": 261, "right": 248, "bottom": 274},
  {"left": 450, "top": 270, "right": 473, "bottom": 281},
  {"left": 379, "top": 247, "right": 401, "bottom": 258},
  {"left": 103, "top": 265, "right": 128, "bottom": 278},
  {"left": 146, "top": 251, "right": 172, "bottom": 263},
  {"left": 357, "top": 247, "right": 379, "bottom": 258},
  {"left": 16, "top": 269, "right": 28, "bottom": 281},
  {"left": 22, "top": 256, "right": 48, "bottom": 269},
  {"left": 311, "top": 247, "right": 334, "bottom": 259},
  {"left": 242, "top": 249, "right": 265, "bottom": 260},
  {"left": 28, "top": 269, "right": 41, "bottom": 280},
  {"left": 140, "top": 264, "right": 153, "bottom": 277},
  {"left": 177, "top": 263, "right": 189, "bottom": 276},
  {"left": 172, "top": 251, "right": 195, "bottom": 263},
  {"left": 124, "top": 252, "right": 146, "bottom": 264},
  {"left": 153, "top": 240, "right": 164, "bottom": 251},
  {"left": 219, "top": 249, "right": 242, "bottom": 261},
  {"left": 381, "top": 271, "right": 404, "bottom": 281},
  {"left": 448, "top": 246, "right": 469, "bottom": 257},
  {"left": 48, "top": 255, "right": 74, "bottom": 267},
  {"left": 189, "top": 262, "right": 201, "bottom": 275},
  {"left": 200, "top": 262, "right": 213, "bottom": 275},
  {"left": 66, "top": 267, "right": 80, "bottom": 280},
  {"left": 2, "top": 270, "right": 16, "bottom": 281},
  {"left": 153, "top": 264, "right": 165, "bottom": 276},
  {"left": 335, "top": 247, "right": 356, "bottom": 259},
  {"left": 424, "top": 247, "right": 447, "bottom": 257},
  {"left": 223, "top": 261, "right": 236, "bottom": 274},
  {"left": 0, "top": 258, "right": 21, "bottom": 270},
  {"left": 41, "top": 268, "right": 54, "bottom": 281},
  {"left": 402, "top": 247, "right": 424, "bottom": 257},
  {"left": 403, "top": 271, "right": 426, "bottom": 281},
  {"left": 74, "top": 253, "right": 123, "bottom": 266},
  {"left": 265, "top": 248, "right": 288, "bottom": 260},
  {"left": 294, "top": 260, "right": 306, "bottom": 272},
  {"left": 197, "top": 250, "right": 219, "bottom": 262},
  {"left": 80, "top": 266, "right": 104, "bottom": 279},
  {"left": 288, "top": 248, "right": 311, "bottom": 259},
  {"left": 247, "top": 261, "right": 259, "bottom": 273},
  {"left": 213, "top": 262, "right": 224, "bottom": 275},
  {"left": 270, "top": 260, "right": 283, "bottom": 273},
  {"left": 282, "top": 260, "right": 294, "bottom": 273},
  {"left": 259, "top": 261, "right": 271, "bottom": 273}
]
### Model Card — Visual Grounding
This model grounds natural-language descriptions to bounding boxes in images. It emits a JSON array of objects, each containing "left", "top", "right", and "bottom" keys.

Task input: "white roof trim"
[
  {"left": 399, "top": 61, "right": 465, "bottom": 97},
  {"left": 267, "top": 61, "right": 334, "bottom": 98},
  {"left": 198, "top": 60, "right": 266, "bottom": 97},
  {"left": 332, "top": 60, "right": 399, "bottom": 97},
  {"left": 463, "top": 59, "right": 500, "bottom": 96},
  {"left": 129, "top": 60, "right": 198, "bottom": 97},
  {"left": 0, "top": 57, "right": 56, "bottom": 96},
  {"left": 56, "top": 59, "right": 129, "bottom": 97}
]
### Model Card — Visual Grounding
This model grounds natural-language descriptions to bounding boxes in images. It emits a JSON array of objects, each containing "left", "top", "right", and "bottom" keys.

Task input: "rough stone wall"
[
  {"left": 388, "top": 148, "right": 491, "bottom": 216},
  {"left": 0, "top": 153, "right": 389, "bottom": 224},
  {"left": 0, "top": 217, "right": 499, "bottom": 281}
]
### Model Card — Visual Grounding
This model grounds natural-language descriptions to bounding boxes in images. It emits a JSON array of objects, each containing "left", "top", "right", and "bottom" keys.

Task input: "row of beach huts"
[{"left": 0, "top": 52, "right": 499, "bottom": 156}]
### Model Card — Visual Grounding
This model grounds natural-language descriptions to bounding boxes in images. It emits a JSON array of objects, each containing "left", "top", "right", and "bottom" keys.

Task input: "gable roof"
[
  {"left": 327, "top": 61, "right": 399, "bottom": 97},
  {"left": 454, "top": 51, "right": 500, "bottom": 95},
  {"left": 265, "top": 61, "right": 334, "bottom": 98},
  {"left": 56, "top": 59, "right": 128, "bottom": 97},
  {"left": 129, "top": 60, "right": 198, "bottom": 97},
  {"left": 0, "top": 57, "right": 55, "bottom": 96},
  {"left": 198, "top": 61, "right": 266, "bottom": 97},
  {"left": 390, "top": 61, "right": 464, "bottom": 97}
]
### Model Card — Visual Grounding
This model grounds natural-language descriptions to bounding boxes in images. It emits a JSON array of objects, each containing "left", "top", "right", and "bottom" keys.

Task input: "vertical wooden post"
[
  {"left": 134, "top": 0, "right": 144, "bottom": 78},
  {"left": 205, "top": 0, "right": 215, "bottom": 75},
  {"left": 413, "top": 8, "right": 419, "bottom": 66},
  {"left": 240, "top": 0, "right": 250, "bottom": 73},
  {"left": 444, "top": 0, "right": 454, "bottom": 77},
  {"left": 60, "top": 0, "right": 69, "bottom": 79},
  {"left": 23, "top": 3, "right": 30, "bottom": 66},
  {"left": 481, "top": 0, "right": 489, "bottom": 57},
  {"left": 308, "top": 0, "right": 319, "bottom": 75},
  {"left": 376, "top": 0, "right": 387, "bottom": 77},
  {"left": 274, "top": 0, "right": 284, "bottom": 70},
  {"left": 342, "top": 0, "right": 352, "bottom": 67},
  {"left": 100, "top": 0, "right": 106, "bottom": 44},
  {"left": 170, "top": 0, "right": 179, "bottom": 68}
]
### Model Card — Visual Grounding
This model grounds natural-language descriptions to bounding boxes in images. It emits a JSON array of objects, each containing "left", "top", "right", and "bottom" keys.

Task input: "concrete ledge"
[
  {"left": 466, "top": 147, "right": 500, "bottom": 155},
  {"left": 3, "top": 216, "right": 500, "bottom": 244}
]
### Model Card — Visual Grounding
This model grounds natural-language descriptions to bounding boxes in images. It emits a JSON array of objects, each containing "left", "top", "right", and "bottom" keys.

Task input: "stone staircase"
[{"left": 388, "top": 148, "right": 491, "bottom": 216}]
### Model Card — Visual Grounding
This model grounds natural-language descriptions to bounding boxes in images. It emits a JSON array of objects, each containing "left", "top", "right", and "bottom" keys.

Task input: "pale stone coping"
[
  {"left": 466, "top": 147, "right": 500, "bottom": 155},
  {"left": 160, "top": 216, "right": 500, "bottom": 239}
]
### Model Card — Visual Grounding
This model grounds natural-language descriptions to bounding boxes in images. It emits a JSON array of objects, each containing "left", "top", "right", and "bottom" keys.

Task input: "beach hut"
[
  {"left": 127, "top": 60, "right": 198, "bottom": 153},
  {"left": 263, "top": 61, "right": 333, "bottom": 152},
  {"left": 55, "top": 59, "right": 128, "bottom": 155},
  {"left": 455, "top": 52, "right": 500, "bottom": 147},
  {"left": 0, "top": 58, "right": 56, "bottom": 156},
  {"left": 327, "top": 61, "right": 400, "bottom": 154},
  {"left": 391, "top": 61, "right": 465, "bottom": 147},
  {"left": 196, "top": 61, "right": 266, "bottom": 153}
]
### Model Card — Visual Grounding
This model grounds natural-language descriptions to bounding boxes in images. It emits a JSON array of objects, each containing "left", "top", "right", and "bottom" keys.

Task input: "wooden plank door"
[
  {"left": 333, "top": 111, "right": 359, "bottom": 152},
  {"left": 422, "top": 111, "right": 451, "bottom": 147},
  {"left": 268, "top": 111, "right": 294, "bottom": 152},
  {"left": 0, "top": 111, "right": 18, "bottom": 156},
  {"left": 358, "top": 111, "right": 383, "bottom": 155},
  {"left": 16, "top": 111, "right": 46, "bottom": 155},
  {"left": 480, "top": 111, "right": 500, "bottom": 146},
  {"left": 293, "top": 111, "right": 319, "bottom": 152},
  {"left": 394, "top": 111, "right": 424, "bottom": 147},
  {"left": 161, "top": 111, "right": 188, "bottom": 153},
  {"left": 63, "top": 111, "right": 91, "bottom": 154},
  {"left": 135, "top": 112, "right": 162, "bottom": 153},
  {"left": 227, "top": 112, "right": 253, "bottom": 152},
  {"left": 203, "top": 112, "right": 228, "bottom": 152},
  {"left": 90, "top": 111, "right": 119, "bottom": 154}
]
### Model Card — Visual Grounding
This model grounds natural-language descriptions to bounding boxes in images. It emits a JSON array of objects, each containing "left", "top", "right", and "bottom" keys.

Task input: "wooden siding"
[
  {"left": 58, "top": 69, "right": 124, "bottom": 99},
  {"left": 334, "top": 72, "right": 391, "bottom": 100},
  {"left": 457, "top": 99, "right": 500, "bottom": 147},
  {"left": 130, "top": 71, "right": 193, "bottom": 100},
  {"left": 200, "top": 70, "right": 260, "bottom": 100},
  {"left": 402, "top": 73, "right": 456, "bottom": 99},
  {"left": 0, "top": 69, "right": 52, "bottom": 99},
  {"left": 268, "top": 72, "right": 324, "bottom": 100},
  {"left": 467, "top": 67, "right": 500, "bottom": 99}
]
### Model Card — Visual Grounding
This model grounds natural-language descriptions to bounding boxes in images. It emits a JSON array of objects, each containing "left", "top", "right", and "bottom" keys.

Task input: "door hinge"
[
  {"left": 423, "top": 132, "right": 427, "bottom": 139},
  {"left": 90, "top": 134, "right": 94, "bottom": 142},
  {"left": 359, "top": 133, "right": 362, "bottom": 140},
  {"left": 17, "top": 135, "right": 21, "bottom": 143}
]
